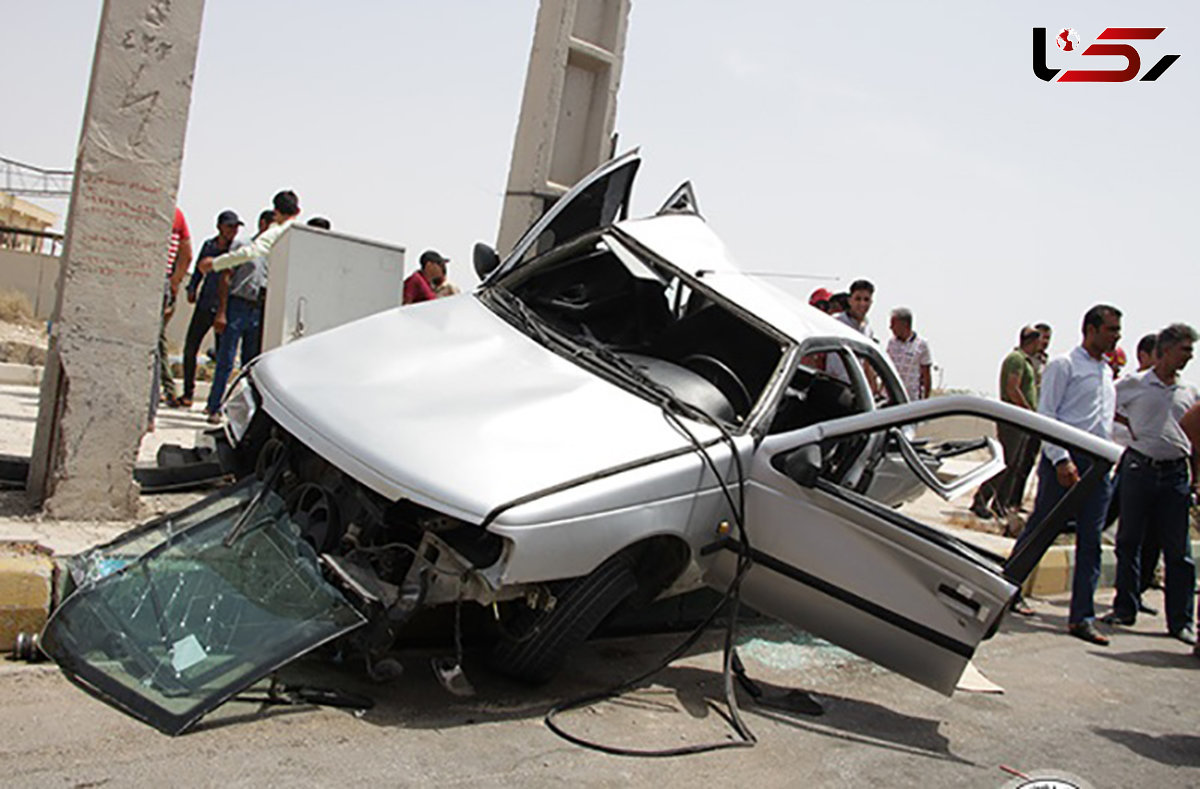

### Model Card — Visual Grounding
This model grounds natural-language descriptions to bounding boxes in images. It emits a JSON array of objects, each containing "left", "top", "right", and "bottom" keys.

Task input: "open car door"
[
  {"left": 39, "top": 480, "right": 366, "bottom": 735},
  {"left": 705, "top": 395, "right": 1121, "bottom": 695}
]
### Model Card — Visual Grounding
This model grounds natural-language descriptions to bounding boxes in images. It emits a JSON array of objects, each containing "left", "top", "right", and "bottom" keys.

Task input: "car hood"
[{"left": 251, "top": 295, "right": 719, "bottom": 523}]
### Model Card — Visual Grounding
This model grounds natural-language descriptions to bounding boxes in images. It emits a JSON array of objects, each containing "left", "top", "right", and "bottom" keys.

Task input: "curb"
[
  {"left": 0, "top": 362, "right": 42, "bottom": 387},
  {"left": 0, "top": 363, "right": 214, "bottom": 396},
  {"left": 0, "top": 554, "right": 54, "bottom": 651},
  {"left": 1, "top": 535, "right": 1195, "bottom": 652},
  {"left": 1024, "top": 539, "right": 1200, "bottom": 598}
]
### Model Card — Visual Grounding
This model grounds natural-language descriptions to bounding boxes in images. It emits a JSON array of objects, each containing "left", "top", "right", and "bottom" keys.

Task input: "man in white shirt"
[
  {"left": 826, "top": 279, "right": 879, "bottom": 388},
  {"left": 1011, "top": 304, "right": 1122, "bottom": 645},
  {"left": 836, "top": 279, "right": 877, "bottom": 341},
  {"left": 1105, "top": 323, "right": 1197, "bottom": 645},
  {"left": 197, "top": 189, "right": 300, "bottom": 421},
  {"left": 198, "top": 189, "right": 299, "bottom": 278},
  {"left": 886, "top": 307, "right": 933, "bottom": 401}
]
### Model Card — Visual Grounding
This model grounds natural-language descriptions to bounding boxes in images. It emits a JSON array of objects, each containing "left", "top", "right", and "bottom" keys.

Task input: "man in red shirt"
[
  {"left": 403, "top": 250, "right": 449, "bottom": 305},
  {"left": 157, "top": 207, "right": 191, "bottom": 410}
]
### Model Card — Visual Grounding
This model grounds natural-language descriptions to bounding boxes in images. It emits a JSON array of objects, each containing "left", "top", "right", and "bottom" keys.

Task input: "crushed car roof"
[{"left": 613, "top": 214, "right": 874, "bottom": 350}]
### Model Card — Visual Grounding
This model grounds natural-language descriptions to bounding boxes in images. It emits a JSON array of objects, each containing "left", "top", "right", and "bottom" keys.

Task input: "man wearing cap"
[
  {"left": 403, "top": 250, "right": 449, "bottom": 305},
  {"left": 1105, "top": 347, "right": 1128, "bottom": 379},
  {"left": 808, "top": 288, "right": 833, "bottom": 314},
  {"left": 197, "top": 189, "right": 299, "bottom": 277},
  {"left": 178, "top": 210, "right": 242, "bottom": 407},
  {"left": 1104, "top": 323, "right": 1198, "bottom": 646},
  {"left": 200, "top": 194, "right": 296, "bottom": 422}
]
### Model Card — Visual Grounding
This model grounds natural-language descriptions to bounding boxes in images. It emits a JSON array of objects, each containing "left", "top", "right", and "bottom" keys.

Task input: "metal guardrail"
[
  {"left": 0, "top": 224, "right": 63, "bottom": 255},
  {"left": 0, "top": 156, "right": 73, "bottom": 198}
]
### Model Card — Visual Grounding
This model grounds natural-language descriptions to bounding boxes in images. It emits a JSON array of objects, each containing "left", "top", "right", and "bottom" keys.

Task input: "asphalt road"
[{"left": 3, "top": 591, "right": 1198, "bottom": 788}]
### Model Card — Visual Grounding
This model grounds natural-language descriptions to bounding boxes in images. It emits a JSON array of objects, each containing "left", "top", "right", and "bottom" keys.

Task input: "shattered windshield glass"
[{"left": 41, "top": 481, "right": 366, "bottom": 736}]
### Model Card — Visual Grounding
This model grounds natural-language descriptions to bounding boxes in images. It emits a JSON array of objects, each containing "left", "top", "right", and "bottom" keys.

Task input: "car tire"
[{"left": 490, "top": 553, "right": 638, "bottom": 685}]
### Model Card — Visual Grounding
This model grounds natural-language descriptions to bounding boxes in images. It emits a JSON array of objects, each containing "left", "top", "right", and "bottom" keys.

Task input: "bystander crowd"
[{"left": 198, "top": 190, "right": 300, "bottom": 421}]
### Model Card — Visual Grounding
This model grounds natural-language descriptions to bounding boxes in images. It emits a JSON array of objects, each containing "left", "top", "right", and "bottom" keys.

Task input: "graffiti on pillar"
[
  {"left": 72, "top": 172, "right": 165, "bottom": 280},
  {"left": 117, "top": 0, "right": 177, "bottom": 151}
]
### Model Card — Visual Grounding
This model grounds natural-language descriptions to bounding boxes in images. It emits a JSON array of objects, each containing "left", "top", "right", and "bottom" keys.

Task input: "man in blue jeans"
[
  {"left": 199, "top": 191, "right": 300, "bottom": 421},
  {"left": 1105, "top": 323, "right": 1197, "bottom": 646},
  {"left": 1012, "top": 304, "right": 1122, "bottom": 645},
  {"left": 179, "top": 210, "right": 242, "bottom": 406}
]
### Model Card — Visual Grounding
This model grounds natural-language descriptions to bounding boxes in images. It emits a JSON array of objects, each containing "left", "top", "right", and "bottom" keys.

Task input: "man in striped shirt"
[
  {"left": 886, "top": 307, "right": 933, "bottom": 401},
  {"left": 153, "top": 207, "right": 191, "bottom": 414}
]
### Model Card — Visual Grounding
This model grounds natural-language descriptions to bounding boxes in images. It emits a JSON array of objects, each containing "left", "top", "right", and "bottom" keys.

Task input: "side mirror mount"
[
  {"left": 473, "top": 242, "right": 501, "bottom": 280},
  {"left": 782, "top": 445, "right": 823, "bottom": 488}
]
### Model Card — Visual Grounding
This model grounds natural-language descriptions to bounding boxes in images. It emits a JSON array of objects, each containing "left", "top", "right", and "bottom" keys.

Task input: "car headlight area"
[{"left": 222, "top": 374, "right": 258, "bottom": 445}]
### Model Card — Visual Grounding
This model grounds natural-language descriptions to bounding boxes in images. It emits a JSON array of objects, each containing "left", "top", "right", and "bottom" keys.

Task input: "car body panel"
[
  {"left": 488, "top": 436, "right": 749, "bottom": 583},
  {"left": 252, "top": 294, "right": 720, "bottom": 524},
  {"left": 705, "top": 395, "right": 1121, "bottom": 695}
]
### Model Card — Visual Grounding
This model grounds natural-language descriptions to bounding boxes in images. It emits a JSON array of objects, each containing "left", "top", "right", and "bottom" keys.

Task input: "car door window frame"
[{"left": 757, "top": 396, "right": 1120, "bottom": 584}]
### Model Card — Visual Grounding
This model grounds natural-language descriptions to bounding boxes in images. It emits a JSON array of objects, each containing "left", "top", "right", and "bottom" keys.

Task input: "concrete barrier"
[{"left": 0, "top": 553, "right": 54, "bottom": 651}]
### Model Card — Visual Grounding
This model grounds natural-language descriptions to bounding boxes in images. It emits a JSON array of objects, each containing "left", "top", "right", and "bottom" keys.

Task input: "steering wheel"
[{"left": 681, "top": 354, "right": 753, "bottom": 417}]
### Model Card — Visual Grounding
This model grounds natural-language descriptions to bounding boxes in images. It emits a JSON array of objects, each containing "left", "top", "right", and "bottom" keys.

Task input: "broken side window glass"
[{"left": 40, "top": 482, "right": 366, "bottom": 736}]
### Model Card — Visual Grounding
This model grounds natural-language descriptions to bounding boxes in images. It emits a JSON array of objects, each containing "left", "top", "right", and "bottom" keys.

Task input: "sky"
[{"left": 4, "top": 1, "right": 1197, "bottom": 394}]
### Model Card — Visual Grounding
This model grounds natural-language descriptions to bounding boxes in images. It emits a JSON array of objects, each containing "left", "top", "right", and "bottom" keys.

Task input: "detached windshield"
[
  {"left": 484, "top": 236, "right": 785, "bottom": 427},
  {"left": 41, "top": 481, "right": 366, "bottom": 736}
]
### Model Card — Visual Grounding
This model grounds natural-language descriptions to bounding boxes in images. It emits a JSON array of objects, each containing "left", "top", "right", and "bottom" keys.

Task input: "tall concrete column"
[
  {"left": 28, "top": 0, "right": 205, "bottom": 518},
  {"left": 496, "top": 0, "right": 632, "bottom": 255}
]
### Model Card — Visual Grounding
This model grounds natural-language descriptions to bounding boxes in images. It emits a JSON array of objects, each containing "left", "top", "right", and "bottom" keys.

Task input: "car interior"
[{"left": 495, "top": 238, "right": 786, "bottom": 426}]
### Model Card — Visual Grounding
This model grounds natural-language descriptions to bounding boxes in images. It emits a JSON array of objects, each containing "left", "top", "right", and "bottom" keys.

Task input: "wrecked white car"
[{"left": 41, "top": 152, "right": 1121, "bottom": 735}]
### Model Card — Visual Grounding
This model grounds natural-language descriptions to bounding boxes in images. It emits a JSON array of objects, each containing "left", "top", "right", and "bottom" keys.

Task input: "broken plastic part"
[{"left": 431, "top": 657, "right": 475, "bottom": 697}]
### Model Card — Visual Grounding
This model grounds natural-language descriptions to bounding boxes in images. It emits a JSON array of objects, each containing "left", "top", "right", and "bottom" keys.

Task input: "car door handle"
[{"left": 937, "top": 582, "right": 982, "bottom": 618}]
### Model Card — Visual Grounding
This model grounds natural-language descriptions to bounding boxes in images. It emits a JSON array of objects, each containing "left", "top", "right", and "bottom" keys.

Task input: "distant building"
[{"left": 0, "top": 190, "right": 60, "bottom": 254}]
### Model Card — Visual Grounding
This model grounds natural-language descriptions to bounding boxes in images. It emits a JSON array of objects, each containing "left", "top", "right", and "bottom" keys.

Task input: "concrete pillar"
[
  {"left": 496, "top": 0, "right": 632, "bottom": 255},
  {"left": 28, "top": 0, "right": 205, "bottom": 518}
]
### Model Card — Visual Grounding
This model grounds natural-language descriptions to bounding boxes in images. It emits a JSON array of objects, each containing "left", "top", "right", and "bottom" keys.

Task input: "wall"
[{"left": 0, "top": 249, "right": 191, "bottom": 350}]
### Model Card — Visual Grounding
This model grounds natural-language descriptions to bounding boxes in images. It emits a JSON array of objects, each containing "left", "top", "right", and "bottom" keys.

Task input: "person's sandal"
[{"left": 1010, "top": 594, "right": 1035, "bottom": 617}]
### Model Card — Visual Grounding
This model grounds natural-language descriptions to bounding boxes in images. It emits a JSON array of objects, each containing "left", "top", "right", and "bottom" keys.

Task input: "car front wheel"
[{"left": 490, "top": 553, "right": 638, "bottom": 685}]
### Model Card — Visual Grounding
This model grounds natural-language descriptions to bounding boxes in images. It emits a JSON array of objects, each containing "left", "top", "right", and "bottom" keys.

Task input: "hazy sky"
[{"left": 5, "top": 1, "right": 1197, "bottom": 393}]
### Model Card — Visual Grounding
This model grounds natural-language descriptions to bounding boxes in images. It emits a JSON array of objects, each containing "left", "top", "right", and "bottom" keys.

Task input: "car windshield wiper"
[
  {"left": 485, "top": 287, "right": 557, "bottom": 348},
  {"left": 484, "top": 288, "right": 723, "bottom": 426}
]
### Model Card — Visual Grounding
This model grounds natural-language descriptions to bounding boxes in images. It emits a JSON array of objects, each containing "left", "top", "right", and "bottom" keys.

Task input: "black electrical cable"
[
  {"left": 488, "top": 283, "right": 768, "bottom": 755},
  {"left": 544, "top": 387, "right": 762, "bottom": 756}
]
